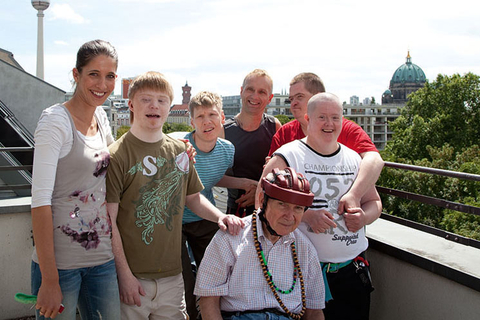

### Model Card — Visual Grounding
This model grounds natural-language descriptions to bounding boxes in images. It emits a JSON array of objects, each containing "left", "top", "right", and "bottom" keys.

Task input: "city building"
[
  {"left": 0, "top": 48, "right": 65, "bottom": 135},
  {"left": 265, "top": 92, "right": 292, "bottom": 118},
  {"left": 222, "top": 95, "right": 241, "bottom": 119},
  {"left": 167, "top": 82, "right": 191, "bottom": 125},
  {"left": 121, "top": 77, "right": 134, "bottom": 99},
  {"left": 343, "top": 103, "right": 403, "bottom": 150},
  {"left": 350, "top": 95, "right": 360, "bottom": 106},
  {"left": 168, "top": 104, "right": 189, "bottom": 124},
  {"left": 382, "top": 51, "right": 426, "bottom": 104},
  {"left": 344, "top": 52, "right": 426, "bottom": 150},
  {"left": 182, "top": 81, "right": 191, "bottom": 104},
  {"left": 110, "top": 97, "right": 130, "bottom": 138},
  {"left": 0, "top": 48, "right": 65, "bottom": 198}
]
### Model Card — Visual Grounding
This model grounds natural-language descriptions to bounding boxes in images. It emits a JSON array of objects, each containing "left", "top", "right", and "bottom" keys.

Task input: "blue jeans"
[
  {"left": 31, "top": 259, "right": 120, "bottom": 320},
  {"left": 222, "top": 310, "right": 293, "bottom": 320}
]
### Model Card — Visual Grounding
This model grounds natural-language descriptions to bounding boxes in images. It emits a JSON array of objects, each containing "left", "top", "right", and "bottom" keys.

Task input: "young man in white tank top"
[{"left": 258, "top": 92, "right": 382, "bottom": 319}]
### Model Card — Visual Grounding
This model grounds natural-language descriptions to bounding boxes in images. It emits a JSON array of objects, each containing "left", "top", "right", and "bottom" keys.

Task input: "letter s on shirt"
[{"left": 143, "top": 155, "right": 158, "bottom": 176}]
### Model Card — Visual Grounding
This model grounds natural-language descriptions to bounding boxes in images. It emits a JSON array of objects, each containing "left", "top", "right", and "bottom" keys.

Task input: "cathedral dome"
[
  {"left": 383, "top": 51, "right": 426, "bottom": 104},
  {"left": 391, "top": 52, "right": 426, "bottom": 85}
]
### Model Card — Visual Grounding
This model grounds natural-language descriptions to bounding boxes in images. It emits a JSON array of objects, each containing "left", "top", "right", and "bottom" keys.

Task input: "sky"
[{"left": 2, "top": 0, "right": 480, "bottom": 105}]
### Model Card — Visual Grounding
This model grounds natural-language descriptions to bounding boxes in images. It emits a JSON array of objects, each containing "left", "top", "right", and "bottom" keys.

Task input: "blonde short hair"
[
  {"left": 242, "top": 69, "right": 273, "bottom": 94},
  {"left": 128, "top": 71, "right": 174, "bottom": 123},
  {"left": 128, "top": 71, "right": 174, "bottom": 102},
  {"left": 188, "top": 91, "right": 223, "bottom": 117}
]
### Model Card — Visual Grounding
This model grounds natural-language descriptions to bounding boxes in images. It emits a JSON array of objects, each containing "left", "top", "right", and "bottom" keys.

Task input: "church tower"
[{"left": 182, "top": 82, "right": 192, "bottom": 105}]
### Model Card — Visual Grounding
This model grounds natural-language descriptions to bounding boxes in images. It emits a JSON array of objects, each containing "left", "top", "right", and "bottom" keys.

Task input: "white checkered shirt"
[{"left": 194, "top": 213, "right": 325, "bottom": 313}]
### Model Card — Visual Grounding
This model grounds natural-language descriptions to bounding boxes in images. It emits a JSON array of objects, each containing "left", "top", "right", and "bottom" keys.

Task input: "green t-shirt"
[{"left": 107, "top": 131, "right": 204, "bottom": 279}]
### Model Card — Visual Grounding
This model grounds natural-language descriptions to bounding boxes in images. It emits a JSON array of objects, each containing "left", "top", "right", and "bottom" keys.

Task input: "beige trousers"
[{"left": 120, "top": 273, "right": 188, "bottom": 320}]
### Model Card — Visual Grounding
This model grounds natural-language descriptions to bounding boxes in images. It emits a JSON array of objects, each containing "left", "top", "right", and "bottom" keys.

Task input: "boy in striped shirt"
[{"left": 180, "top": 91, "right": 258, "bottom": 319}]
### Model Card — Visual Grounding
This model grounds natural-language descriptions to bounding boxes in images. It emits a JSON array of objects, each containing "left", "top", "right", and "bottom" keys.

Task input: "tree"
[
  {"left": 385, "top": 73, "right": 480, "bottom": 162},
  {"left": 378, "top": 144, "right": 480, "bottom": 240},
  {"left": 371, "top": 97, "right": 376, "bottom": 105},
  {"left": 162, "top": 122, "right": 193, "bottom": 134},
  {"left": 275, "top": 114, "right": 293, "bottom": 125},
  {"left": 379, "top": 73, "right": 480, "bottom": 240}
]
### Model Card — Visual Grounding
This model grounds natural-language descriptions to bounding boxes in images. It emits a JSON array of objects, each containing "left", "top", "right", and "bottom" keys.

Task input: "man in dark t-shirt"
[{"left": 223, "top": 69, "right": 282, "bottom": 217}]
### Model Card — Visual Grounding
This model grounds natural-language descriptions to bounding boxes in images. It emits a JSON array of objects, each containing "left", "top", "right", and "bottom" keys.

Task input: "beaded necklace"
[{"left": 252, "top": 212, "right": 306, "bottom": 320}]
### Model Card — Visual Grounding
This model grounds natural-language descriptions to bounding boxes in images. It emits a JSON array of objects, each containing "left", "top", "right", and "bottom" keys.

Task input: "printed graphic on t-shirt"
[
  {"left": 306, "top": 198, "right": 359, "bottom": 246},
  {"left": 128, "top": 152, "right": 190, "bottom": 245},
  {"left": 59, "top": 189, "right": 111, "bottom": 250},
  {"left": 304, "top": 163, "right": 359, "bottom": 247}
]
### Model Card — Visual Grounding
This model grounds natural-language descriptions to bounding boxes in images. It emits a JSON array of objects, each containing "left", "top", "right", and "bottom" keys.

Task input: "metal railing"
[
  {"left": 1, "top": 149, "right": 480, "bottom": 250},
  {"left": 0, "top": 146, "right": 34, "bottom": 191},
  {"left": 377, "top": 161, "right": 480, "bottom": 249},
  {"left": 0, "top": 100, "right": 35, "bottom": 193}
]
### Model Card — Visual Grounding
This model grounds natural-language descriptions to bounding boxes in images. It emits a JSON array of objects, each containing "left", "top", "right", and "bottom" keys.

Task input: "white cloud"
[
  {"left": 54, "top": 40, "right": 69, "bottom": 46},
  {"left": 10, "top": 0, "right": 480, "bottom": 104},
  {"left": 48, "top": 4, "right": 88, "bottom": 24}
]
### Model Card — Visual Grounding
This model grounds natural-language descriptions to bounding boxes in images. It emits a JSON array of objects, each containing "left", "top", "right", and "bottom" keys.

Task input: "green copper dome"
[{"left": 391, "top": 52, "right": 426, "bottom": 84}]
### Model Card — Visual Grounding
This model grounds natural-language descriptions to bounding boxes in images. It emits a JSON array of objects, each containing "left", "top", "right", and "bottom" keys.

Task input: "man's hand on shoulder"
[
  {"left": 178, "top": 138, "right": 197, "bottom": 163},
  {"left": 218, "top": 214, "right": 244, "bottom": 235}
]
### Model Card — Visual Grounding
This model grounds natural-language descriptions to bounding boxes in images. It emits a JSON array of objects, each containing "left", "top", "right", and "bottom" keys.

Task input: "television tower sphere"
[{"left": 31, "top": 0, "right": 50, "bottom": 11}]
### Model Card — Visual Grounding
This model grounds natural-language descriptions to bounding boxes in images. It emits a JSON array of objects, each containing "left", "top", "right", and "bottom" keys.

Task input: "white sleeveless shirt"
[
  {"left": 32, "top": 104, "right": 114, "bottom": 268},
  {"left": 274, "top": 139, "right": 368, "bottom": 263}
]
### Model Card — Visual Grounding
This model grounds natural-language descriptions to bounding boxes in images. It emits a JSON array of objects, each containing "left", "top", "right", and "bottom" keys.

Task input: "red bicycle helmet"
[{"left": 261, "top": 167, "right": 314, "bottom": 207}]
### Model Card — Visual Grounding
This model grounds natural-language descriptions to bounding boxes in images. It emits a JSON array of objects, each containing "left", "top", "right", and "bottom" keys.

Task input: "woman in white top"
[{"left": 31, "top": 40, "right": 120, "bottom": 320}]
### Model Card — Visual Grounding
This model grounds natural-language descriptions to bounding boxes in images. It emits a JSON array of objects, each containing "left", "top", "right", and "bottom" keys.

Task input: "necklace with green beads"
[{"left": 252, "top": 212, "right": 306, "bottom": 320}]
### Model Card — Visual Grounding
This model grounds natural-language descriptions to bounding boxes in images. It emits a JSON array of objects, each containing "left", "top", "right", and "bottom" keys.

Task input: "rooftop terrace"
[{"left": 1, "top": 159, "right": 479, "bottom": 320}]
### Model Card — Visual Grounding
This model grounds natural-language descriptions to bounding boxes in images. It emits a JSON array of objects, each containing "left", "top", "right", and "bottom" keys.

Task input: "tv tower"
[{"left": 31, "top": 0, "right": 50, "bottom": 80}]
